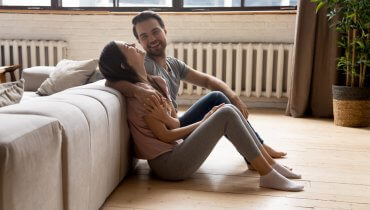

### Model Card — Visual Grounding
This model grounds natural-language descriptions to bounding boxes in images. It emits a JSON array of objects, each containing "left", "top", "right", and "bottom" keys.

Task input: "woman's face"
[{"left": 115, "top": 41, "right": 146, "bottom": 75}]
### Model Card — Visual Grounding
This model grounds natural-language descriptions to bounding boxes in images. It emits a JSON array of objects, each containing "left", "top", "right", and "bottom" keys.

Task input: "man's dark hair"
[{"left": 132, "top": 10, "right": 165, "bottom": 39}]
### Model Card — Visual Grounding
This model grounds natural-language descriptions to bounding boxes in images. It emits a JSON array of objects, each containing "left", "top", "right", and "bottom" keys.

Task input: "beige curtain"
[{"left": 286, "top": 0, "right": 337, "bottom": 117}]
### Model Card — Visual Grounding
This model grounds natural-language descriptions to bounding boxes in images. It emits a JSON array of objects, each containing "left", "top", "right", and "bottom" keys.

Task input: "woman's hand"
[
  {"left": 143, "top": 96, "right": 169, "bottom": 121},
  {"left": 163, "top": 98, "right": 173, "bottom": 114},
  {"left": 134, "top": 86, "right": 163, "bottom": 107},
  {"left": 202, "top": 103, "right": 225, "bottom": 122},
  {"left": 144, "top": 96, "right": 180, "bottom": 129}
]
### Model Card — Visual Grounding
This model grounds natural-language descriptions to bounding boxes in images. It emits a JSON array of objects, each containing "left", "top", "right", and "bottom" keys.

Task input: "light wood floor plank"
[{"left": 101, "top": 109, "right": 370, "bottom": 210}]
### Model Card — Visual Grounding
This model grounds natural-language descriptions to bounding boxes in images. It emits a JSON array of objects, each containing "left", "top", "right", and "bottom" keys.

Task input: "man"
[{"left": 106, "top": 11, "right": 286, "bottom": 163}]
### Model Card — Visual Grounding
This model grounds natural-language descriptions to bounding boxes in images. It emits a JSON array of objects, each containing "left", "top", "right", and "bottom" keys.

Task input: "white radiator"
[
  {"left": 0, "top": 39, "right": 67, "bottom": 80},
  {"left": 167, "top": 42, "right": 293, "bottom": 99}
]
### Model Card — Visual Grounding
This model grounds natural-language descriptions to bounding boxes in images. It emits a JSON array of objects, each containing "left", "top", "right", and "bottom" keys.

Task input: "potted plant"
[{"left": 312, "top": 0, "right": 370, "bottom": 127}]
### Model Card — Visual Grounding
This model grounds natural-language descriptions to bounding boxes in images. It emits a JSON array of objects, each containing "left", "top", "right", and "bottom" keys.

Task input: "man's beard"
[{"left": 146, "top": 41, "right": 166, "bottom": 57}]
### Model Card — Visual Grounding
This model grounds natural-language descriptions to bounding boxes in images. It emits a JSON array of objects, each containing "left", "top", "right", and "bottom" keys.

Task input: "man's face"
[{"left": 135, "top": 18, "right": 167, "bottom": 57}]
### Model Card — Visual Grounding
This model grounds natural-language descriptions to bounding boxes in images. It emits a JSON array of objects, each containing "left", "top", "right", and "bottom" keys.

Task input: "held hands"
[{"left": 202, "top": 103, "right": 225, "bottom": 122}]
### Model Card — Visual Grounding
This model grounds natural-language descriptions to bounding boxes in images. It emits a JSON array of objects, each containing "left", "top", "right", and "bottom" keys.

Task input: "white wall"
[{"left": 0, "top": 12, "right": 296, "bottom": 60}]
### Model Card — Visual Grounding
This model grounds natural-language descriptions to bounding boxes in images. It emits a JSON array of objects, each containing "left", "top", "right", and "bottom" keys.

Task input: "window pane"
[
  {"left": 119, "top": 0, "right": 172, "bottom": 7},
  {"left": 184, "top": 0, "right": 241, "bottom": 7},
  {"left": 244, "top": 0, "right": 297, "bottom": 6},
  {"left": 62, "top": 0, "right": 113, "bottom": 7},
  {"left": 1, "top": 0, "right": 50, "bottom": 6}
]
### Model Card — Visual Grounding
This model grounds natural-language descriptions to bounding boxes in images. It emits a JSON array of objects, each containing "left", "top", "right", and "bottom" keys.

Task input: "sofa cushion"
[
  {"left": 0, "top": 78, "right": 24, "bottom": 107},
  {"left": 22, "top": 91, "right": 40, "bottom": 101},
  {"left": 0, "top": 99, "right": 91, "bottom": 210},
  {"left": 36, "top": 59, "right": 98, "bottom": 96},
  {"left": 23, "top": 66, "right": 55, "bottom": 91},
  {"left": 0, "top": 81, "right": 132, "bottom": 210},
  {"left": 59, "top": 82, "right": 131, "bottom": 210},
  {"left": 0, "top": 114, "right": 63, "bottom": 210},
  {"left": 0, "top": 82, "right": 131, "bottom": 210},
  {"left": 87, "top": 68, "right": 104, "bottom": 83}
]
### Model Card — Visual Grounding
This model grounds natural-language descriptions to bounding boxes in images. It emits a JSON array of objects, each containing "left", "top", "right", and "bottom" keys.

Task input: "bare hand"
[
  {"left": 163, "top": 99, "right": 173, "bottom": 114},
  {"left": 202, "top": 103, "right": 225, "bottom": 122},
  {"left": 232, "top": 98, "right": 249, "bottom": 119},
  {"left": 143, "top": 96, "right": 169, "bottom": 121},
  {"left": 135, "top": 87, "right": 163, "bottom": 108}
]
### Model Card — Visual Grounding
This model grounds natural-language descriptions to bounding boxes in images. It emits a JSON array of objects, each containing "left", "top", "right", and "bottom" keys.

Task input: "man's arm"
[
  {"left": 184, "top": 66, "right": 249, "bottom": 118},
  {"left": 106, "top": 80, "right": 163, "bottom": 104},
  {"left": 105, "top": 80, "right": 139, "bottom": 98}
]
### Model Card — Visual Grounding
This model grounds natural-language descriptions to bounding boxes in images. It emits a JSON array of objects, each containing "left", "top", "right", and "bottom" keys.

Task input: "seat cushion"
[
  {"left": 0, "top": 114, "right": 63, "bottom": 210},
  {"left": 0, "top": 100, "right": 91, "bottom": 210}
]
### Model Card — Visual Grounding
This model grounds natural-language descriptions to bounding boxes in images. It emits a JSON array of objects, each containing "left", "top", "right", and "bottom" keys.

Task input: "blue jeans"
[{"left": 179, "top": 91, "right": 264, "bottom": 144}]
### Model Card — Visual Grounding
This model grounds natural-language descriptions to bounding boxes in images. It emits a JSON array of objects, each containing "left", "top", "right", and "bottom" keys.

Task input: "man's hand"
[
  {"left": 231, "top": 97, "right": 249, "bottom": 119},
  {"left": 134, "top": 86, "right": 163, "bottom": 107}
]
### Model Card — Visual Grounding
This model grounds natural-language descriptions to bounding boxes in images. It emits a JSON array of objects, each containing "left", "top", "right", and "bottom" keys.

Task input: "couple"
[{"left": 99, "top": 11, "right": 304, "bottom": 192}]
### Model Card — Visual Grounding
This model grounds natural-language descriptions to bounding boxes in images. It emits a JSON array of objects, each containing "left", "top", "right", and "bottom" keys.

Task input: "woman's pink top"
[{"left": 126, "top": 76, "right": 178, "bottom": 160}]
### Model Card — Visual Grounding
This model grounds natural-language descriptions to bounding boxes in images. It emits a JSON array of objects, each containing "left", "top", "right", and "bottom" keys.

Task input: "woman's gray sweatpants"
[{"left": 148, "top": 104, "right": 263, "bottom": 181}]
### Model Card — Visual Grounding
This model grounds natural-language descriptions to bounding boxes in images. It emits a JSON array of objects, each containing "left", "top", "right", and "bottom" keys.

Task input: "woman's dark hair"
[
  {"left": 132, "top": 10, "right": 165, "bottom": 39},
  {"left": 99, "top": 41, "right": 143, "bottom": 83},
  {"left": 99, "top": 41, "right": 168, "bottom": 99}
]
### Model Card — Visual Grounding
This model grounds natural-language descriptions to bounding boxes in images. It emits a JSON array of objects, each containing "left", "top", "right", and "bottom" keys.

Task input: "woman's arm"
[
  {"left": 106, "top": 80, "right": 140, "bottom": 97},
  {"left": 163, "top": 115, "right": 180, "bottom": 129},
  {"left": 144, "top": 97, "right": 180, "bottom": 129},
  {"left": 144, "top": 103, "right": 225, "bottom": 143},
  {"left": 144, "top": 115, "right": 200, "bottom": 143},
  {"left": 107, "top": 80, "right": 179, "bottom": 128},
  {"left": 168, "top": 100, "right": 178, "bottom": 118}
]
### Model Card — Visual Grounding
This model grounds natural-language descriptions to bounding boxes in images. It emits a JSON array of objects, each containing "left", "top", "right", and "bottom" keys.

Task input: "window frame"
[{"left": 0, "top": 0, "right": 297, "bottom": 12}]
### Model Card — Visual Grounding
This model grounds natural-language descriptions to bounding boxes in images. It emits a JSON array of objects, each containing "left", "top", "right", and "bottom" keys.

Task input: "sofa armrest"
[{"left": 23, "top": 66, "right": 56, "bottom": 91}]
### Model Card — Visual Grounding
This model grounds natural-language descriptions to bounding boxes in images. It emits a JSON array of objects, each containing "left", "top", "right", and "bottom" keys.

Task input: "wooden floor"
[{"left": 101, "top": 109, "right": 370, "bottom": 210}]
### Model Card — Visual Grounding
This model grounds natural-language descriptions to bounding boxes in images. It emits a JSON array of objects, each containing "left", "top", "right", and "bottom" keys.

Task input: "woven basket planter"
[{"left": 332, "top": 85, "right": 370, "bottom": 127}]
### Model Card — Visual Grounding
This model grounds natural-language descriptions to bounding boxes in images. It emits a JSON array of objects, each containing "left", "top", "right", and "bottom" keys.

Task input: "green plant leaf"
[
  {"left": 318, "top": 0, "right": 369, "bottom": 87},
  {"left": 355, "top": 40, "right": 365, "bottom": 49},
  {"left": 316, "top": 2, "right": 325, "bottom": 13}
]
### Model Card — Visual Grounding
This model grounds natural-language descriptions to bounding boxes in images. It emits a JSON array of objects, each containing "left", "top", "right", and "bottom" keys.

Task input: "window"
[
  {"left": 119, "top": 0, "right": 172, "bottom": 7},
  {"left": 184, "top": 0, "right": 241, "bottom": 7},
  {"left": 62, "top": 0, "right": 113, "bottom": 7},
  {"left": 1, "top": 0, "right": 51, "bottom": 6},
  {"left": 244, "top": 0, "right": 297, "bottom": 6},
  {"left": 0, "top": 0, "right": 297, "bottom": 11}
]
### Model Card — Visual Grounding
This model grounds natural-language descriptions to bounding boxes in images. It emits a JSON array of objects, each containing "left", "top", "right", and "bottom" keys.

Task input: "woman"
[{"left": 99, "top": 41, "right": 304, "bottom": 192}]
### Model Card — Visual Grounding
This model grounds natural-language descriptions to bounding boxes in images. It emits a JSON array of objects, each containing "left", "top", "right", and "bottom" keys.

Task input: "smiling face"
[
  {"left": 135, "top": 18, "right": 167, "bottom": 57},
  {"left": 115, "top": 41, "right": 147, "bottom": 80}
]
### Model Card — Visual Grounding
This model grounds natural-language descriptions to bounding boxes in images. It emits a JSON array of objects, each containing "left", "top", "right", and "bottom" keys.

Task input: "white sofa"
[{"left": 0, "top": 67, "right": 133, "bottom": 210}]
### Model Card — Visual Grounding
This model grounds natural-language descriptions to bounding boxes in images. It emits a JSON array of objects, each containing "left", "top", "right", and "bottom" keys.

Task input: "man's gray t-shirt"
[{"left": 144, "top": 56, "right": 188, "bottom": 108}]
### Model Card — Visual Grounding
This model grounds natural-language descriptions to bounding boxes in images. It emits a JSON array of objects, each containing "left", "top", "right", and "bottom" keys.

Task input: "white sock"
[
  {"left": 283, "top": 164, "right": 292, "bottom": 171},
  {"left": 272, "top": 163, "right": 301, "bottom": 179},
  {"left": 260, "top": 169, "right": 304, "bottom": 192}
]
